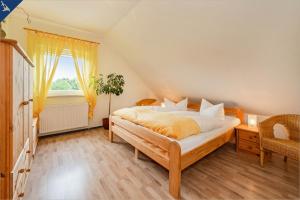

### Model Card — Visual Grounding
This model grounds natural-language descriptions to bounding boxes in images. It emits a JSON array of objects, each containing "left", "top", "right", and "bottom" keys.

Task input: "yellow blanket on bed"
[{"left": 113, "top": 108, "right": 201, "bottom": 140}]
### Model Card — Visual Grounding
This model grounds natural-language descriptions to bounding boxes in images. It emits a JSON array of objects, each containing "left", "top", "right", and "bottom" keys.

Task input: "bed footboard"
[
  {"left": 181, "top": 128, "right": 235, "bottom": 170},
  {"left": 109, "top": 115, "right": 236, "bottom": 199},
  {"left": 169, "top": 141, "right": 181, "bottom": 199},
  {"left": 109, "top": 116, "right": 182, "bottom": 198}
]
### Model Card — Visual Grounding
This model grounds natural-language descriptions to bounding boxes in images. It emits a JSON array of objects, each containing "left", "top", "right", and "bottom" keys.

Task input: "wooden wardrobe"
[{"left": 0, "top": 39, "right": 35, "bottom": 200}]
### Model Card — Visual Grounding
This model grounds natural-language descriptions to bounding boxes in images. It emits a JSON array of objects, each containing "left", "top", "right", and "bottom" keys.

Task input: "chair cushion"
[{"left": 262, "top": 138, "right": 300, "bottom": 160}]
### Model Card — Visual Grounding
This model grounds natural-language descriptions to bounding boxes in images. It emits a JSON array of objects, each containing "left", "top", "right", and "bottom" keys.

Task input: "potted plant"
[{"left": 92, "top": 73, "right": 125, "bottom": 129}]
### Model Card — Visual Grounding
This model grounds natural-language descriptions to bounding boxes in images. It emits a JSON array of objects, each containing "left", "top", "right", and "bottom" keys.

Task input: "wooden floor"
[{"left": 24, "top": 128, "right": 299, "bottom": 200}]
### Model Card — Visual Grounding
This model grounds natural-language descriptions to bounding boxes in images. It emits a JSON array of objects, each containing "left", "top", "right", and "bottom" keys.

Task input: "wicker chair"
[{"left": 259, "top": 114, "right": 300, "bottom": 166}]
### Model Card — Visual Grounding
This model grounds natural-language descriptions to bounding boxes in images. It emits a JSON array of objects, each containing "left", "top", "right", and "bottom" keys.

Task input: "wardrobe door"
[
  {"left": 12, "top": 49, "right": 24, "bottom": 164},
  {"left": 0, "top": 41, "right": 12, "bottom": 200},
  {"left": 29, "top": 67, "right": 34, "bottom": 101},
  {"left": 28, "top": 66, "right": 34, "bottom": 154},
  {"left": 23, "top": 61, "right": 30, "bottom": 144}
]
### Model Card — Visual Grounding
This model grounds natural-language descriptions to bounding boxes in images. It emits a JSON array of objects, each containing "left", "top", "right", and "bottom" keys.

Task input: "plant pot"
[{"left": 102, "top": 117, "right": 109, "bottom": 130}]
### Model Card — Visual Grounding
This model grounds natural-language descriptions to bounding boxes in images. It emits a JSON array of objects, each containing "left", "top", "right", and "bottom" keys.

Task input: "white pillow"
[
  {"left": 195, "top": 116, "right": 224, "bottom": 132},
  {"left": 273, "top": 123, "right": 289, "bottom": 139},
  {"left": 163, "top": 98, "right": 188, "bottom": 111},
  {"left": 200, "top": 99, "right": 225, "bottom": 119},
  {"left": 199, "top": 98, "right": 213, "bottom": 112},
  {"left": 164, "top": 98, "right": 176, "bottom": 107}
]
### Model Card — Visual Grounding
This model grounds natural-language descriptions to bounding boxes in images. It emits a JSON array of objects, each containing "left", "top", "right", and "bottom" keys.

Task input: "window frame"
[
  {"left": 48, "top": 90, "right": 84, "bottom": 97},
  {"left": 48, "top": 49, "right": 83, "bottom": 97}
]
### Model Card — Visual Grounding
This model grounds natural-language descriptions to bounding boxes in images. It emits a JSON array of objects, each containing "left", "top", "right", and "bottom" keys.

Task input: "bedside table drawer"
[
  {"left": 239, "top": 139, "right": 260, "bottom": 154},
  {"left": 239, "top": 130, "right": 259, "bottom": 143}
]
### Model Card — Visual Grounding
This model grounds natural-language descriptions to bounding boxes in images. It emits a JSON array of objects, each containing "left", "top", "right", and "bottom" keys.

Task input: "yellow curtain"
[
  {"left": 68, "top": 39, "right": 98, "bottom": 118},
  {"left": 27, "top": 30, "right": 65, "bottom": 117}
]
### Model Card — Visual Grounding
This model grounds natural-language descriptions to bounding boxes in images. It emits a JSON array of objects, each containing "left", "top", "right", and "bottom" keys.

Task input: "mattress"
[
  {"left": 177, "top": 116, "right": 240, "bottom": 153},
  {"left": 112, "top": 111, "right": 240, "bottom": 154}
]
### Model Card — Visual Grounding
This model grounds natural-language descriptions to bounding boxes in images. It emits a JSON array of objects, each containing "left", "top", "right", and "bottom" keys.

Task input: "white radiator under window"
[{"left": 39, "top": 103, "right": 89, "bottom": 136}]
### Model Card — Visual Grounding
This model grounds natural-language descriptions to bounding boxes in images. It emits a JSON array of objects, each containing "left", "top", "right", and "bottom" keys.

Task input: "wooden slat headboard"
[
  {"left": 224, "top": 107, "right": 244, "bottom": 122},
  {"left": 135, "top": 99, "right": 244, "bottom": 122},
  {"left": 187, "top": 101, "right": 244, "bottom": 122},
  {"left": 136, "top": 99, "right": 158, "bottom": 106}
]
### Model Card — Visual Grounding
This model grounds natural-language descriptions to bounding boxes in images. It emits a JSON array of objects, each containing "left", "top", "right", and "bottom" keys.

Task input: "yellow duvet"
[{"left": 113, "top": 108, "right": 201, "bottom": 140}]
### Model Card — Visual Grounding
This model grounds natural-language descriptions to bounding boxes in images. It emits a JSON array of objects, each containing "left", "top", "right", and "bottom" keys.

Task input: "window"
[{"left": 48, "top": 50, "right": 83, "bottom": 97}]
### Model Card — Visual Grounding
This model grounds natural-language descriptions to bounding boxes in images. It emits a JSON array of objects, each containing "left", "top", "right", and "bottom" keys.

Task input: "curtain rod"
[{"left": 23, "top": 27, "right": 100, "bottom": 45}]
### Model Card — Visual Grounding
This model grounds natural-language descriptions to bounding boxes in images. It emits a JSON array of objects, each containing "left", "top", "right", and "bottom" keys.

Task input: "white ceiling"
[{"left": 19, "top": 0, "right": 139, "bottom": 34}]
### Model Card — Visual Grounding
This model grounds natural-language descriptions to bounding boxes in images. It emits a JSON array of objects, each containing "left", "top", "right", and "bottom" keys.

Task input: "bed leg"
[
  {"left": 169, "top": 142, "right": 181, "bottom": 199},
  {"left": 134, "top": 148, "right": 139, "bottom": 160},
  {"left": 109, "top": 130, "right": 113, "bottom": 143},
  {"left": 260, "top": 149, "right": 264, "bottom": 167},
  {"left": 109, "top": 116, "right": 113, "bottom": 142}
]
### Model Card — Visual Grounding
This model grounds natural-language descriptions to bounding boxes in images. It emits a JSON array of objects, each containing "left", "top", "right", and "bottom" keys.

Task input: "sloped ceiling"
[
  {"left": 106, "top": 0, "right": 300, "bottom": 115},
  {"left": 19, "top": 0, "right": 139, "bottom": 34}
]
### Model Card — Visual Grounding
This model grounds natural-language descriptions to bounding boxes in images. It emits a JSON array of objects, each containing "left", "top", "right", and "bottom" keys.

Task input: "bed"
[{"left": 109, "top": 102, "right": 243, "bottom": 199}]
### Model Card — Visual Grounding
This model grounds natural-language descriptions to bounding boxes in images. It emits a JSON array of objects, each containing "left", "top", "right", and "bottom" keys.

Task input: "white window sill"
[{"left": 48, "top": 90, "right": 84, "bottom": 97}]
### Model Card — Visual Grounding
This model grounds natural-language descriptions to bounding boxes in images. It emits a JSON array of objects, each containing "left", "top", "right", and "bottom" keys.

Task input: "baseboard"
[{"left": 38, "top": 125, "right": 103, "bottom": 137}]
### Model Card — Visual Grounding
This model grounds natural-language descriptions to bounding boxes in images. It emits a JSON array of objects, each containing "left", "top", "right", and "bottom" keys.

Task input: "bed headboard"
[
  {"left": 136, "top": 98, "right": 158, "bottom": 106},
  {"left": 224, "top": 107, "right": 244, "bottom": 122},
  {"left": 135, "top": 99, "right": 244, "bottom": 122},
  {"left": 187, "top": 101, "right": 244, "bottom": 122}
]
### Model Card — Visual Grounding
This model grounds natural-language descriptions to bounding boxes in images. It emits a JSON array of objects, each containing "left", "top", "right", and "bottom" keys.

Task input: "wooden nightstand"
[{"left": 235, "top": 124, "right": 260, "bottom": 155}]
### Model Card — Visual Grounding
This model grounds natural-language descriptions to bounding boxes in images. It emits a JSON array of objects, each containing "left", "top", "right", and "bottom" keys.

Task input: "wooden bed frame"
[{"left": 108, "top": 102, "right": 243, "bottom": 199}]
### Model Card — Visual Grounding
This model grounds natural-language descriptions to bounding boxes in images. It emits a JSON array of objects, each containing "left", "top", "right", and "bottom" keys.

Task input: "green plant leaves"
[{"left": 92, "top": 73, "right": 125, "bottom": 96}]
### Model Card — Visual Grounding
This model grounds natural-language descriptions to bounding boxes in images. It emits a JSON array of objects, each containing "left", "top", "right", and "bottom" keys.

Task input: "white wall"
[
  {"left": 106, "top": 0, "right": 300, "bottom": 116},
  {"left": 4, "top": 13, "right": 156, "bottom": 127}
]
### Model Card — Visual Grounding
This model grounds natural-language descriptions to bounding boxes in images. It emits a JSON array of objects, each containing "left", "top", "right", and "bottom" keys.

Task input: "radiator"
[{"left": 39, "top": 103, "right": 89, "bottom": 136}]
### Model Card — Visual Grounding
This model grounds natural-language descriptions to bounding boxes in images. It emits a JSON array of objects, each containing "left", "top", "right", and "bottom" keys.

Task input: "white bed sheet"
[
  {"left": 177, "top": 116, "right": 240, "bottom": 154},
  {"left": 112, "top": 109, "right": 240, "bottom": 154}
]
